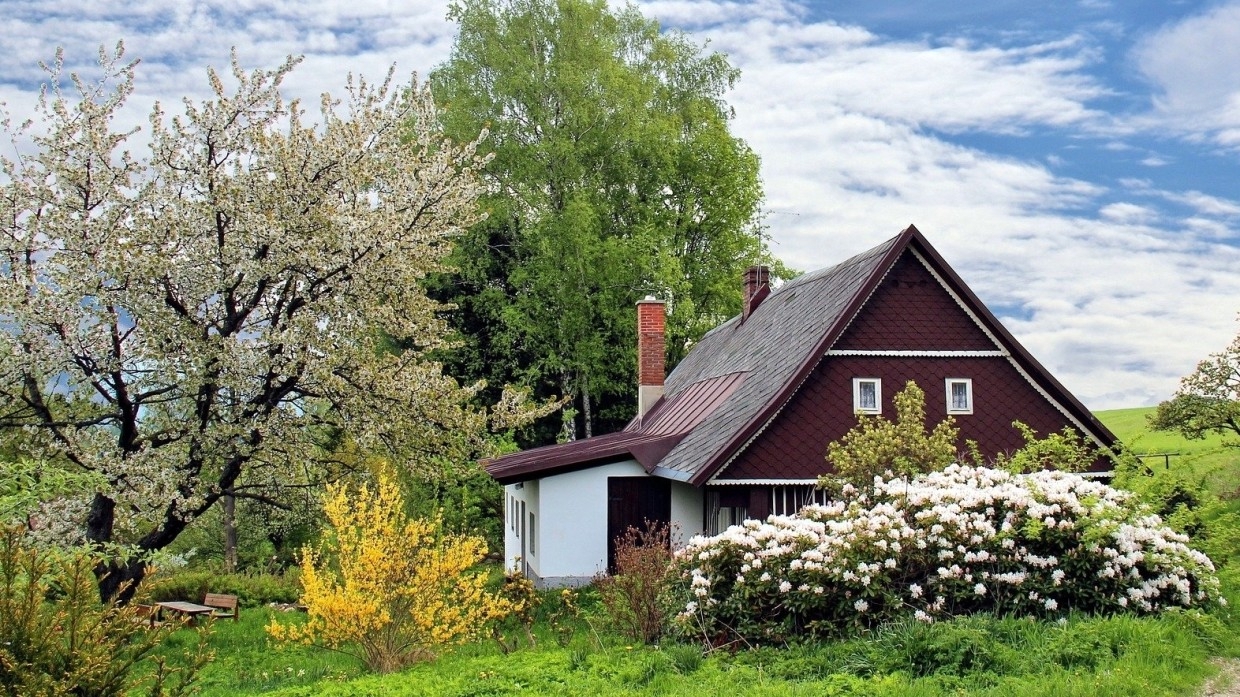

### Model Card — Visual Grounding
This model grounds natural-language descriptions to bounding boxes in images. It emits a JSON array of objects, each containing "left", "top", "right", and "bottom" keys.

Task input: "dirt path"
[{"left": 1201, "top": 659, "right": 1240, "bottom": 696}]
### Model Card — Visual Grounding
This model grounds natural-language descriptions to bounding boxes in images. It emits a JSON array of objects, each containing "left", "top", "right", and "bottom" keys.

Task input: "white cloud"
[
  {"left": 1099, "top": 202, "right": 1156, "bottom": 224},
  {"left": 647, "top": 0, "right": 1239, "bottom": 408},
  {"left": 0, "top": 0, "right": 1237, "bottom": 412},
  {"left": 1133, "top": 1, "right": 1240, "bottom": 145}
]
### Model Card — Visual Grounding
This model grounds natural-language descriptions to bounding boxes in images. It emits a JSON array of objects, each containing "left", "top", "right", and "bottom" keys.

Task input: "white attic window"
[
  {"left": 946, "top": 378, "right": 973, "bottom": 414},
  {"left": 852, "top": 377, "right": 881, "bottom": 414}
]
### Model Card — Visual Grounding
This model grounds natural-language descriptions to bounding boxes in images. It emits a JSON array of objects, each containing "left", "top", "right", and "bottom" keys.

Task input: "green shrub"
[
  {"left": 669, "top": 466, "right": 1223, "bottom": 645},
  {"left": 0, "top": 526, "right": 210, "bottom": 696},
  {"left": 593, "top": 520, "right": 672, "bottom": 644},
  {"left": 146, "top": 569, "right": 301, "bottom": 606}
]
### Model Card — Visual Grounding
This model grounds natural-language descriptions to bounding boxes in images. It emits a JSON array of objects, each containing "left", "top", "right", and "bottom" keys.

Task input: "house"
[{"left": 485, "top": 225, "right": 1118, "bottom": 587}]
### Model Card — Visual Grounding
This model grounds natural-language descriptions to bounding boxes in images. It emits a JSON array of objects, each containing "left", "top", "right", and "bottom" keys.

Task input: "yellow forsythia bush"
[{"left": 267, "top": 474, "right": 515, "bottom": 673}]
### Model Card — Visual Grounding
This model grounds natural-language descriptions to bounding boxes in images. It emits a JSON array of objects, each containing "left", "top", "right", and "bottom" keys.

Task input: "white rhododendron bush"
[{"left": 669, "top": 465, "right": 1222, "bottom": 642}]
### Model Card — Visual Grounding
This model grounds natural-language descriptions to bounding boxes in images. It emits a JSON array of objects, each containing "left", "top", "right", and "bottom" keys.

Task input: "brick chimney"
[
  {"left": 636, "top": 296, "right": 666, "bottom": 416},
  {"left": 742, "top": 265, "right": 771, "bottom": 321}
]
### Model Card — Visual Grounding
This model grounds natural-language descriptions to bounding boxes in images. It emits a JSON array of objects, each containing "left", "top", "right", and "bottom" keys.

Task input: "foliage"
[
  {"left": 823, "top": 381, "right": 958, "bottom": 486},
  {"left": 593, "top": 520, "right": 673, "bottom": 644},
  {"left": 0, "top": 458, "right": 104, "bottom": 528},
  {"left": 987, "top": 422, "right": 1100, "bottom": 474},
  {"left": 1150, "top": 322, "right": 1240, "bottom": 446},
  {"left": 0, "top": 45, "right": 556, "bottom": 599},
  {"left": 430, "top": 0, "right": 774, "bottom": 443},
  {"left": 267, "top": 475, "right": 516, "bottom": 673},
  {"left": 668, "top": 465, "right": 1223, "bottom": 645},
  {"left": 402, "top": 464, "right": 508, "bottom": 554},
  {"left": 177, "top": 602, "right": 1227, "bottom": 697},
  {"left": 145, "top": 568, "right": 302, "bottom": 607},
  {"left": 0, "top": 525, "right": 210, "bottom": 696},
  {"left": 491, "top": 569, "right": 540, "bottom": 653}
]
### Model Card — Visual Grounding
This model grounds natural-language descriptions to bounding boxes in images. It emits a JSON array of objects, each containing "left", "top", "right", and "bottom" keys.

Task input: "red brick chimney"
[
  {"left": 636, "top": 296, "right": 666, "bottom": 416},
  {"left": 742, "top": 265, "right": 770, "bottom": 321}
]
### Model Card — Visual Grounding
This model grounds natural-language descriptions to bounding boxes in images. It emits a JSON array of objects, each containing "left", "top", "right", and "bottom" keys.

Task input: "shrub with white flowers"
[{"left": 668, "top": 465, "right": 1222, "bottom": 643}]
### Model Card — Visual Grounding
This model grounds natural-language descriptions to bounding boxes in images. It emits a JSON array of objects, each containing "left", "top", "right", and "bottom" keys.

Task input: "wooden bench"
[{"left": 203, "top": 593, "right": 239, "bottom": 622}]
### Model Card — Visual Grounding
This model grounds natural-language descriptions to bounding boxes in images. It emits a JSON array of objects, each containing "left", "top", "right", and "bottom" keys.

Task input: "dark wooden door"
[{"left": 606, "top": 477, "right": 670, "bottom": 573}]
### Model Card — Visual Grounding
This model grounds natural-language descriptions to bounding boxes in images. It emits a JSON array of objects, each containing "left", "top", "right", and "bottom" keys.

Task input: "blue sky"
[{"left": 1, "top": 0, "right": 1237, "bottom": 410}]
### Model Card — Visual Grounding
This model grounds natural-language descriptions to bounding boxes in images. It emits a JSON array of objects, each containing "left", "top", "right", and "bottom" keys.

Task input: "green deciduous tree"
[
  {"left": 1150, "top": 323, "right": 1240, "bottom": 447},
  {"left": 0, "top": 46, "right": 548, "bottom": 600},
  {"left": 430, "top": 0, "right": 771, "bottom": 443}
]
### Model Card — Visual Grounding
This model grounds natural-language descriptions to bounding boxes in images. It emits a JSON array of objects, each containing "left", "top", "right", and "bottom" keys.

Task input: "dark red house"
[{"left": 487, "top": 225, "right": 1118, "bottom": 587}]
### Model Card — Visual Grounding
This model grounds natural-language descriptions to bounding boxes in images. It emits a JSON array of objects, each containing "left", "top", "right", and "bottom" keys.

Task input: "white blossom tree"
[{"left": 0, "top": 46, "right": 544, "bottom": 599}]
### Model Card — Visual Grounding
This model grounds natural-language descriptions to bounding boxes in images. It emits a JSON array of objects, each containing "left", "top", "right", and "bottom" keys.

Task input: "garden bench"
[{"left": 203, "top": 593, "right": 239, "bottom": 621}]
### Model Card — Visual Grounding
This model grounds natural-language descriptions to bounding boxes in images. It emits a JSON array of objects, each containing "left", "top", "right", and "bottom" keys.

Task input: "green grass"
[
  {"left": 1097, "top": 407, "right": 1239, "bottom": 495},
  {"left": 152, "top": 606, "right": 1228, "bottom": 697},
  {"left": 135, "top": 407, "right": 1240, "bottom": 696}
]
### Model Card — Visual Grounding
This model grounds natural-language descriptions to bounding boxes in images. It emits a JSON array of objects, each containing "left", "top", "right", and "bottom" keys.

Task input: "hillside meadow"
[{"left": 138, "top": 407, "right": 1240, "bottom": 697}]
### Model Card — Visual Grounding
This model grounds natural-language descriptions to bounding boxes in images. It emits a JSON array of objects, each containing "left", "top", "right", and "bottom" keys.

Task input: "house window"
[
  {"left": 946, "top": 378, "right": 973, "bottom": 414},
  {"left": 705, "top": 490, "right": 748, "bottom": 535},
  {"left": 852, "top": 378, "right": 881, "bottom": 414},
  {"left": 770, "top": 485, "right": 831, "bottom": 516},
  {"left": 528, "top": 512, "right": 536, "bottom": 555}
]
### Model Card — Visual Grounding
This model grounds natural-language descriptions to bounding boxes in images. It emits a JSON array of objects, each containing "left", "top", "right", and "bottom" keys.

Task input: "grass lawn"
[
  {"left": 140, "top": 406, "right": 1240, "bottom": 697},
  {"left": 1097, "top": 407, "right": 1239, "bottom": 496},
  {"left": 157, "top": 601, "right": 1230, "bottom": 697}
]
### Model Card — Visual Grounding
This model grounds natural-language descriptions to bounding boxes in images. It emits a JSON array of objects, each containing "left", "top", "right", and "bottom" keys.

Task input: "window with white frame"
[
  {"left": 946, "top": 378, "right": 973, "bottom": 414},
  {"left": 529, "top": 512, "right": 536, "bottom": 555},
  {"left": 852, "top": 378, "right": 881, "bottom": 414}
]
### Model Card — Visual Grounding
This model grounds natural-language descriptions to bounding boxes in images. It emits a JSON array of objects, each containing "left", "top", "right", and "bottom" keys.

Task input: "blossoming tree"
[
  {"left": 0, "top": 46, "right": 545, "bottom": 599},
  {"left": 1150, "top": 321, "right": 1240, "bottom": 447}
]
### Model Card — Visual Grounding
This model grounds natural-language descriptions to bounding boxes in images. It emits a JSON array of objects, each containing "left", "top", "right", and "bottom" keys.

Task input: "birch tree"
[
  {"left": 430, "top": 0, "right": 769, "bottom": 443},
  {"left": 0, "top": 46, "right": 541, "bottom": 599}
]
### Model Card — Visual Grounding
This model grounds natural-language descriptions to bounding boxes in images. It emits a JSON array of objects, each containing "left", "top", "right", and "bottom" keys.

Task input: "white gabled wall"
[{"left": 503, "top": 460, "right": 706, "bottom": 587}]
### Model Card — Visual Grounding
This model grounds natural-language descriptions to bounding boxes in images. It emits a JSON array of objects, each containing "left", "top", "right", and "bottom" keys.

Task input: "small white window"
[
  {"left": 528, "top": 512, "right": 536, "bottom": 555},
  {"left": 852, "top": 378, "right": 881, "bottom": 414},
  {"left": 946, "top": 378, "right": 973, "bottom": 414}
]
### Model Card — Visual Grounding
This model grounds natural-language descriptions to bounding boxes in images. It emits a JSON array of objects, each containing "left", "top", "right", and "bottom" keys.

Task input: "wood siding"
[{"left": 718, "top": 251, "right": 1098, "bottom": 481}]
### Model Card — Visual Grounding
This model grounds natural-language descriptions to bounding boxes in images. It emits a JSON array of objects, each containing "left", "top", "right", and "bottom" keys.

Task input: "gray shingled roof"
[
  {"left": 651, "top": 235, "right": 899, "bottom": 481},
  {"left": 484, "top": 225, "right": 1118, "bottom": 486}
]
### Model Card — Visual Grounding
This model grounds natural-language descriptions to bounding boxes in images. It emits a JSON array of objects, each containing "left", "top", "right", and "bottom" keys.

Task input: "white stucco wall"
[
  {"left": 538, "top": 460, "right": 646, "bottom": 581},
  {"left": 502, "top": 479, "right": 540, "bottom": 578},
  {"left": 502, "top": 460, "right": 705, "bottom": 587},
  {"left": 670, "top": 481, "right": 704, "bottom": 548}
]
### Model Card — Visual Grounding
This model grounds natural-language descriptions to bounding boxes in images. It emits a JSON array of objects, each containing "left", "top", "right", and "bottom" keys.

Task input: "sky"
[{"left": 1, "top": 0, "right": 1237, "bottom": 411}]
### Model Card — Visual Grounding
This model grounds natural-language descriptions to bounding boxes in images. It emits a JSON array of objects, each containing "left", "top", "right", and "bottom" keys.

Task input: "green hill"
[{"left": 1095, "top": 406, "right": 1239, "bottom": 495}]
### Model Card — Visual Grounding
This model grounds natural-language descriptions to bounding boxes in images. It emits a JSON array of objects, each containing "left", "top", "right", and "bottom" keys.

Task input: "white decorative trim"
[
  {"left": 829, "top": 350, "right": 1007, "bottom": 358},
  {"left": 707, "top": 479, "right": 820, "bottom": 486},
  {"left": 907, "top": 249, "right": 1111, "bottom": 450},
  {"left": 908, "top": 248, "right": 1008, "bottom": 350}
]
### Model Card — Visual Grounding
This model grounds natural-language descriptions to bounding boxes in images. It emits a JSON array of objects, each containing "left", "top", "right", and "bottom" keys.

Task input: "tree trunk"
[
  {"left": 582, "top": 382, "right": 593, "bottom": 439},
  {"left": 561, "top": 370, "right": 577, "bottom": 442},
  {"left": 223, "top": 493, "right": 238, "bottom": 573},
  {"left": 95, "top": 557, "right": 148, "bottom": 605}
]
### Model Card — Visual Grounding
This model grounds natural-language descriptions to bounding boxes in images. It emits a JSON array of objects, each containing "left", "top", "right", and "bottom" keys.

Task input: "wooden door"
[{"left": 606, "top": 477, "right": 670, "bottom": 573}]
